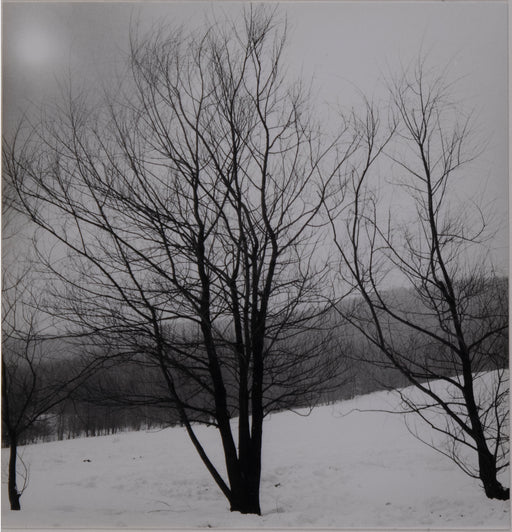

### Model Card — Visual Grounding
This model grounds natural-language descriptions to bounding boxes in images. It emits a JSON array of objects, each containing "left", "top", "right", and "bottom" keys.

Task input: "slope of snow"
[{"left": 2, "top": 379, "right": 509, "bottom": 529}]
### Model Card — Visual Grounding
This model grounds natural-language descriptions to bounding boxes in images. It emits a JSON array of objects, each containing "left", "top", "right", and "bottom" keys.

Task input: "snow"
[{"left": 2, "top": 379, "right": 510, "bottom": 530}]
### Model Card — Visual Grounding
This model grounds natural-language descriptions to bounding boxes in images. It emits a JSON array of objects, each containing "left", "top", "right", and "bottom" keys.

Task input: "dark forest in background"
[{"left": 4, "top": 279, "right": 507, "bottom": 448}]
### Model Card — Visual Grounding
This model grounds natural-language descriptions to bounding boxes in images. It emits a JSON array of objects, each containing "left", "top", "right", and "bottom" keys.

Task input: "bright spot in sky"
[{"left": 15, "top": 23, "right": 64, "bottom": 70}]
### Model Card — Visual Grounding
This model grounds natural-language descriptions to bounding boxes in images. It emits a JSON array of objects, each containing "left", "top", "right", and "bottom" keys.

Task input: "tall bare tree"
[
  {"left": 6, "top": 7, "right": 351, "bottom": 514},
  {"left": 328, "top": 60, "right": 509, "bottom": 500}
]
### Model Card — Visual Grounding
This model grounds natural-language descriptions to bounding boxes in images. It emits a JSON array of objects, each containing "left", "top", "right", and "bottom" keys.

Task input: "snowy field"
[{"left": 2, "top": 383, "right": 510, "bottom": 530}]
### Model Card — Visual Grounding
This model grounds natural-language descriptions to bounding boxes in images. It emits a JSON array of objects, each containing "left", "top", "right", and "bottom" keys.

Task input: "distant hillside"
[{"left": 3, "top": 277, "right": 507, "bottom": 445}]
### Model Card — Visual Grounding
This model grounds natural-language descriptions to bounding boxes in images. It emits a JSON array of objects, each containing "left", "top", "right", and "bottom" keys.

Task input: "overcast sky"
[{"left": 2, "top": 1, "right": 509, "bottom": 271}]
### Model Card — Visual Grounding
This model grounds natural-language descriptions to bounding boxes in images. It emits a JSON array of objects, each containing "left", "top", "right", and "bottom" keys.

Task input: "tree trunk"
[
  {"left": 8, "top": 437, "right": 21, "bottom": 511},
  {"left": 229, "top": 489, "right": 261, "bottom": 514},
  {"left": 225, "top": 432, "right": 262, "bottom": 515},
  {"left": 228, "top": 469, "right": 261, "bottom": 515},
  {"left": 463, "top": 370, "right": 509, "bottom": 501},
  {"left": 477, "top": 442, "right": 509, "bottom": 500}
]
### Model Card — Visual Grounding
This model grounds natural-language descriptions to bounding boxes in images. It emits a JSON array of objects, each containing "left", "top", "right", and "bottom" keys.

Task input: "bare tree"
[
  {"left": 328, "top": 59, "right": 509, "bottom": 500},
  {"left": 5, "top": 7, "right": 351, "bottom": 514},
  {"left": 2, "top": 296, "right": 59, "bottom": 511},
  {"left": 1, "top": 171, "right": 101, "bottom": 511},
  {"left": 2, "top": 275, "right": 32, "bottom": 511}
]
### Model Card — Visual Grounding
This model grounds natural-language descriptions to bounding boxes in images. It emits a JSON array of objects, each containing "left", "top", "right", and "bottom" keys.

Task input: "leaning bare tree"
[
  {"left": 328, "top": 60, "right": 509, "bottom": 500},
  {"left": 5, "top": 7, "right": 351, "bottom": 514}
]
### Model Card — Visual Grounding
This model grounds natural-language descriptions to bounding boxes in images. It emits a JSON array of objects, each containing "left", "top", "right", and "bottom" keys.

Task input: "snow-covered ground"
[{"left": 2, "top": 381, "right": 510, "bottom": 530}]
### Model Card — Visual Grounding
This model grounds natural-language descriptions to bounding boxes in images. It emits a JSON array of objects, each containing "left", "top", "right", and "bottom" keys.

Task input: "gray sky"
[{"left": 2, "top": 1, "right": 509, "bottom": 271}]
